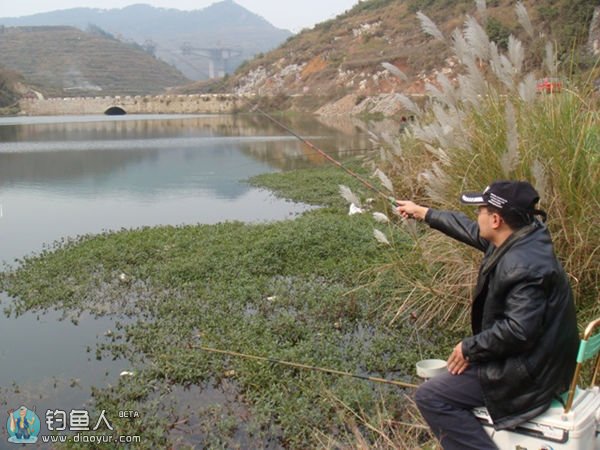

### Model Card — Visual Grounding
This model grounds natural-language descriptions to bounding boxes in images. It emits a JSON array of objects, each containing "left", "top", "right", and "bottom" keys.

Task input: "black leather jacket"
[{"left": 425, "top": 209, "right": 579, "bottom": 429}]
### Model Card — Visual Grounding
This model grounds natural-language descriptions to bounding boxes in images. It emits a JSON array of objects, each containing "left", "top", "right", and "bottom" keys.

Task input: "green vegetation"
[
  {"left": 537, "top": 0, "right": 597, "bottom": 59},
  {"left": 485, "top": 17, "right": 511, "bottom": 50},
  {"left": 248, "top": 161, "right": 371, "bottom": 207},
  {"left": 407, "top": 0, "right": 469, "bottom": 14},
  {"left": 0, "top": 165, "right": 454, "bottom": 448}
]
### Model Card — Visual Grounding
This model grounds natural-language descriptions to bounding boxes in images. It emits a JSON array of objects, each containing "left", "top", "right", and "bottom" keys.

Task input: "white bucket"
[{"left": 416, "top": 359, "right": 447, "bottom": 378}]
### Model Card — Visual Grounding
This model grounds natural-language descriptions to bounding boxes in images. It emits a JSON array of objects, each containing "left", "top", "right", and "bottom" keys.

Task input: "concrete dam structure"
[{"left": 19, "top": 94, "right": 244, "bottom": 116}]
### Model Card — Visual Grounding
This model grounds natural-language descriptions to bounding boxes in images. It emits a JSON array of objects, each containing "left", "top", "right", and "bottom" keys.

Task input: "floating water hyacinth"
[{"left": 373, "top": 229, "right": 391, "bottom": 245}]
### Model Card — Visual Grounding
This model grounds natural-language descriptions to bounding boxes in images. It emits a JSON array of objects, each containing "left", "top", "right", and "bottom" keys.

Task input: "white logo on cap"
[{"left": 488, "top": 193, "right": 508, "bottom": 208}]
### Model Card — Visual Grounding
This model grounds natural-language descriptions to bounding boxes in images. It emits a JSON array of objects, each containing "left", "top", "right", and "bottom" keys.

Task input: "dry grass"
[
  {"left": 361, "top": 4, "right": 600, "bottom": 331},
  {"left": 315, "top": 390, "right": 439, "bottom": 450}
]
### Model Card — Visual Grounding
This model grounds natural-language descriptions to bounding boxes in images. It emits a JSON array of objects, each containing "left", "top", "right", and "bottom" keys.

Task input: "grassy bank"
[{"left": 0, "top": 166, "right": 454, "bottom": 448}]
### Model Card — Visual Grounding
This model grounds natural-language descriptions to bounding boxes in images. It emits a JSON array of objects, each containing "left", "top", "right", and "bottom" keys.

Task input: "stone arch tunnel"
[
  {"left": 20, "top": 94, "right": 241, "bottom": 115},
  {"left": 104, "top": 106, "right": 127, "bottom": 115}
]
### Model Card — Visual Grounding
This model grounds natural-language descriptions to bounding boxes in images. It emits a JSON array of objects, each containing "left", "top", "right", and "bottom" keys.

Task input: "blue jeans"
[
  {"left": 415, "top": 365, "right": 498, "bottom": 450},
  {"left": 16, "top": 427, "right": 31, "bottom": 440}
]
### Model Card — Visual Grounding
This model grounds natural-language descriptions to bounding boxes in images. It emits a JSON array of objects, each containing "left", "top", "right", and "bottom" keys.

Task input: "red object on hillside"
[{"left": 536, "top": 77, "right": 562, "bottom": 94}]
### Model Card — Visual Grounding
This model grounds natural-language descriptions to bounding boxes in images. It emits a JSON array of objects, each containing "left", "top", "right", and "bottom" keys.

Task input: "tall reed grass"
[{"left": 358, "top": 1, "right": 600, "bottom": 331}]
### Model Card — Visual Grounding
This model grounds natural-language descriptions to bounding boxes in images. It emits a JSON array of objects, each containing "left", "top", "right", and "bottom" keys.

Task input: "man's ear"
[{"left": 490, "top": 212, "right": 503, "bottom": 229}]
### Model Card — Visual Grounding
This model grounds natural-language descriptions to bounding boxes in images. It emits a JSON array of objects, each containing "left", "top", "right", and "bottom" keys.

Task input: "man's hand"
[
  {"left": 447, "top": 341, "right": 469, "bottom": 375},
  {"left": 395, "top": 200, "right": 428, "bottom": 221}
]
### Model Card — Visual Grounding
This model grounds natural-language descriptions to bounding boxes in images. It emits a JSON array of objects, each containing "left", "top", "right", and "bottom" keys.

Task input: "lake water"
[{"left": 0, "top": 113, "right": 371, "bottom": 436}]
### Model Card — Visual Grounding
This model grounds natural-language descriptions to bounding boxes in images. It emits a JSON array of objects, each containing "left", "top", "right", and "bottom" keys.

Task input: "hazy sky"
[{"left": 0, "top": 0, "right": 360, "bottom": 32}]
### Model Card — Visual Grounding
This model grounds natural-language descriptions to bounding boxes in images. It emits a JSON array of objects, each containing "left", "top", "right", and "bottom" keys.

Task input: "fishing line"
[
  {"left": 194, "top": 344, "right": 419, "bottom": 389},
  {"left": 223, "top": 146, "right": 380, "bottom": 173},
  {"left": 247, "top": 102, "right": 396, "bottom": 205}
]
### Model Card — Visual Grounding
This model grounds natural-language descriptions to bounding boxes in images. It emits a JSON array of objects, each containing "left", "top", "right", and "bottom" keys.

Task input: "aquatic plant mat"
[{"left": 0, "top": 165, "right": 457, "bottom": 448}]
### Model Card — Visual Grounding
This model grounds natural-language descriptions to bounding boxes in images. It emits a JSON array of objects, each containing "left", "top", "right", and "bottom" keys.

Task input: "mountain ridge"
[{"left": 0, "top": 1, "right": 292, "bottom": 80}]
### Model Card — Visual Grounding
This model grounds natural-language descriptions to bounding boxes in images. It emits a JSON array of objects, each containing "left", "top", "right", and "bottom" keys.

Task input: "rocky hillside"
[
  {"left": 0, "top": 26, "right": 189, "bottom": 97},
  {"left": 212, "top": 0, "right": 599, "bottom": 115}
]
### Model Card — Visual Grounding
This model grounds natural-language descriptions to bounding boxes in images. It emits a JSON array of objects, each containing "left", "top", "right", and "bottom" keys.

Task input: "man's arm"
[
  {"left": 396, "top": 201, "right": 489, "bottom": 252},
  {"left": 8, "top": 410, "right": 15, "bottom": 432}
]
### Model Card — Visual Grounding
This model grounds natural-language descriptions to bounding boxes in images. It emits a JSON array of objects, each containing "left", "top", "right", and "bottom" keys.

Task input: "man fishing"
[{"left": 396, "top": 180, "right": 579, "bottom": 450}]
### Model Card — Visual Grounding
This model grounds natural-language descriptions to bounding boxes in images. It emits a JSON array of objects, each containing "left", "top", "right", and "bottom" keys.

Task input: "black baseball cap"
[{"left": 460, "top": 180, "right": 540, "bottom": 212}]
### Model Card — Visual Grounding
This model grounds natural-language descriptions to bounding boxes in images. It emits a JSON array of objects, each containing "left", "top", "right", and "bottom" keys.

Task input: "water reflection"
[
  {"left": 0, "top": 114, "right": 370, "bottom": 193},
  {"left": 0, "top": 293, "right": 124, "bottom": 413},
  {"left": 0, "top": 138, "right": 299, "bottom": 198}
]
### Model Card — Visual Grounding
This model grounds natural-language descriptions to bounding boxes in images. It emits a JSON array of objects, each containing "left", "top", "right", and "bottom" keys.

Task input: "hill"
[
  {"left": 0, "top": 26, "right": 189, "bottom": 97},
  {"left": 210, "top": 0, "right": 599, "bottom": 114},
  {"left": 0, "top": 1, "right": 292, "bottom": 81}
]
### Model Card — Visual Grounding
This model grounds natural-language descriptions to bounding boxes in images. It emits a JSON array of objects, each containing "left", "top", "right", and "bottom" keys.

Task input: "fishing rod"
[
  {"left": 247, "top": 101, "right": 396, "bottom": 205},
  {"left": 194, "top": 344, "right": 419, "bottom": 389}
]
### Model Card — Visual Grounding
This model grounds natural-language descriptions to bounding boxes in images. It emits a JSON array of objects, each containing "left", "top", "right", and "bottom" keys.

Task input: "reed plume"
[
  {"left": 515, "top": 1, "right": 534, "bottom": 38},
  {"left": 417, "top": 11, "right": 445, "bottom": 42}
]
